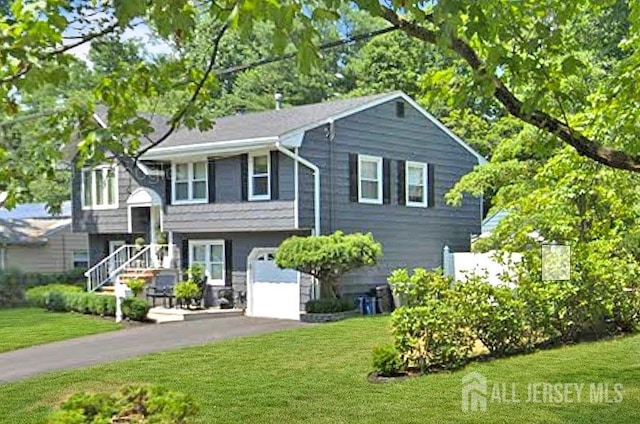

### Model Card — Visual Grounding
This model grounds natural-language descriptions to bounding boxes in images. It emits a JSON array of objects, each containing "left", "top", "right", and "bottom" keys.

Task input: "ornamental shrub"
[
  {"left": 372, "top": 344, "right": 405, "bottom": 376},
  {"left": 276, "top": 231, "right": 382, "bottom": 298},
  {"left": 388, "top": 267, "right": 453, "bottom": 306},
  {"left": 305, "top": 297, "right": 354, "bottom": 313},
  {"left": 49, "top": 385, "right": 198, "bottom": 423},
  {"left": 122, "top": 297, "right": 150, "bottom": 321},
  {"left": 45, "top": 291, "right": 68, "bottom": 312},
  {"left": 391, "top": 301, "right": 475, "bottom": 372}
]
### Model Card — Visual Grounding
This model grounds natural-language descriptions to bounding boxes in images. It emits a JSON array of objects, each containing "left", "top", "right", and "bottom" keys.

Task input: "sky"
[{"left": 67, "top": 23, "right": 173, "bottom": 64}]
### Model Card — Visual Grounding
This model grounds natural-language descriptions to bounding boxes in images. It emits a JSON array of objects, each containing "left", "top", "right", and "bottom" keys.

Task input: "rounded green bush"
[
  {"left": 372, "top": 344, "right": 405, "bottom": 376},
  {"left": 122, "top": 297, "right": 150, "bottom": 321}
]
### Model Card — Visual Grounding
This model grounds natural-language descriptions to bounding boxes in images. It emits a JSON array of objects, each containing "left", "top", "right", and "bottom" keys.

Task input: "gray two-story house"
[{"left": 73, "top": 91, "right": 484, "bottom": 320}]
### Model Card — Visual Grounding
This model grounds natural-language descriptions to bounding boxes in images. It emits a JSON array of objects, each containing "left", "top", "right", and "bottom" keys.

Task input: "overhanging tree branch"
[
  {"left": 378, "top": 7, "right": 640, "bottom": 173},
  {"left": 135, "top": 23, "right": 230, "bottom": 159}
]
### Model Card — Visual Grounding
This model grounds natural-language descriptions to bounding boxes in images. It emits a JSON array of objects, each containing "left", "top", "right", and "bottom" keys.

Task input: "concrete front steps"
[{"left": 147, "top": 307, "right": 244, "bottom": 324}]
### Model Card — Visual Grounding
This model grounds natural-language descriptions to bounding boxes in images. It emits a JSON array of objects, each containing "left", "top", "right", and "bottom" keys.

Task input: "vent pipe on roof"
[{"left": 275, "top": 92, "right": 283, "bottom": 110}]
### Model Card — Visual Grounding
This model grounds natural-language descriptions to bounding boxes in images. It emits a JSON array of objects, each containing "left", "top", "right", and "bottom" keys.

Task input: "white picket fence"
[{"left": 442, "top": 246, "right": 522, "bottom": 286}]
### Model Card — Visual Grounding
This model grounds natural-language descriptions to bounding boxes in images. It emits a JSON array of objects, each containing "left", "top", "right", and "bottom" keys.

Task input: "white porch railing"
[{"left": 85, "top": 244, "right": 177, "bottom": 292}]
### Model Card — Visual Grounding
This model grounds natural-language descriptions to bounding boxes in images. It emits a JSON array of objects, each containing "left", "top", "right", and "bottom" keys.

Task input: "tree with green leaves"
[
  {"left": 275, "top": 231, "right": 382, "bottom": 299},
  {"left": 2, "top": 0, "right": 640, "bottom": 210}
]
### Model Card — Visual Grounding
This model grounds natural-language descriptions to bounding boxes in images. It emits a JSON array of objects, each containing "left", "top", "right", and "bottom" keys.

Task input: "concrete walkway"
[{"left": 0, "top": 316, "right": 303, "bottom": 384}]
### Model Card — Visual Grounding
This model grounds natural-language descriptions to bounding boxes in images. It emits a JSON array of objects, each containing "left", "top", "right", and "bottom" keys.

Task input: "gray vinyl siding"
[
  {"left": 164, "top": 201, "right": 296, "bottom": 232},
  {"left": 73, "top": 152, "right": 296, "bottom": 234},
  {"left": 298, "top": 98, "right": 481, "bottom": 294},
  {"left": 72, "top": 160, "right": 164, "bottom": 234},
  {"left": 172, "top": 230, "right": 311, "bottom": 309}
]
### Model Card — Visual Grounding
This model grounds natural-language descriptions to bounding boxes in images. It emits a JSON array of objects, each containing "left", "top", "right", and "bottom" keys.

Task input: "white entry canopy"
[{"left": 126, "top": 187, "right": 162, "bottom": 206}]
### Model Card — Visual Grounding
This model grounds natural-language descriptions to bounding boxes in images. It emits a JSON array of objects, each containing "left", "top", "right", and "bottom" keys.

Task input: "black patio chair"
[{"left": 145, "top": 273, "right": 177, "bottom": 308}]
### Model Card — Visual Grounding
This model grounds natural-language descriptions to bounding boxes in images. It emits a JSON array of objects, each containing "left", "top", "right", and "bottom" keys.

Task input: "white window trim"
[
  {"left": 406, "top": 161, "right": 428, "bottom": 208},
  {"left": 248, "top": 151, "right": 271, "bottom": 201},
  {"left": 358, "top": 155, "right": 383, "bottom": 205},
  {"left": 188, "top": 239, "right": 225, "bottom": 286},
  {"left": 81, "top": 164, "right": 119, "bottom": 210},
  {"left": 172, "top": 161, "right": 208, "bottom": 205}
]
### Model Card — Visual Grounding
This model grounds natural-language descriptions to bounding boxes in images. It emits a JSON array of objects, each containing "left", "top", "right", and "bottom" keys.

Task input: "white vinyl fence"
[{"left": 442, "top": 245, "right": 522, "bottom": 286}]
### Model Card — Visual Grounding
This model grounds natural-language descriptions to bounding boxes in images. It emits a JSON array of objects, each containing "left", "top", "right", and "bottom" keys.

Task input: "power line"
[{"left": 213, "top": 25, "right": 399, "bottom": 76}]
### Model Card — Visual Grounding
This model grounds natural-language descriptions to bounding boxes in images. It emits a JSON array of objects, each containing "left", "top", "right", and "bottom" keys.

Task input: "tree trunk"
[{"left": 319, "top": 279, "right": 337, "bottom": 299}]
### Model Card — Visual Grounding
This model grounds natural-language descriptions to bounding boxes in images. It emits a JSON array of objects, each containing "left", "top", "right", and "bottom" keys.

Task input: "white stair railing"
[{"left": 85, "top": 244, "right": 176, "bottom": 291}]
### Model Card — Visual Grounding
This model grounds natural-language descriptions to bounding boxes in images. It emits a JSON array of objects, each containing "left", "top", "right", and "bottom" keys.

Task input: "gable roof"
[
  {"left": 0, "top": 218, "right": 71, "bottom": 245},
  {"left": 0, "top": 201, "right": 71, "bottom": 220},
  {"left": 99, "top": 91, "right": 485, "bottom": 163},
  {"left": 140, "top": 92, "right": 393, "bottom": 150}
]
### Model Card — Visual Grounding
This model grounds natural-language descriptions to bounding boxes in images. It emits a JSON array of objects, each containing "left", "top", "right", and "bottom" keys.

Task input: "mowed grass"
[
  {"left": 0, "top": 308, "right": 122, "bottom": 353},
  {"left": 0, "top": 316, "right": 638, "bottom": 424}
]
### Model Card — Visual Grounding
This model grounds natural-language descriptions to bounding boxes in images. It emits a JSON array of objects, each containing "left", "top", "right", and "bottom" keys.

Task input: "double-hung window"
[
  {"left": 358, "top": 155, "right": 383, "bottom": 204},
  {"left": 81, "top": 165, "right": 118, "bottom": 209},
  {"left": 73, "top": 251, "right": 89, "bottom": 269},
  {"left": 189, "top": 240, "right": 225, "bottom": 285},
  {"left": 173, "top": 162, "right": 207, "bottom": 203},
  {"left": 406, "top": 161, "right": 428, "bottom": 207},
  {"left": 249, "top": 152, "right": 270, "bottom": 200}
]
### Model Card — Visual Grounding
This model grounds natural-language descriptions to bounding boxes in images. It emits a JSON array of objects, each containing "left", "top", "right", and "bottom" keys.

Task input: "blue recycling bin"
[{"left": 356, "top": 296, "right": 367, "bottom": 314}]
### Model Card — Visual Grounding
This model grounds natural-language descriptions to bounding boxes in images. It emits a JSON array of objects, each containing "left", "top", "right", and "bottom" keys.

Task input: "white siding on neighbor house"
[{"left": 5, "top": 227, "right": 88, "bottom": 273}]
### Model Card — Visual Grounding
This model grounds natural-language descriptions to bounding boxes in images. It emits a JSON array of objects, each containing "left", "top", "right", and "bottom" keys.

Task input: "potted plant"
[
  {"left": 134, "top": 237, "right": 146, "bottom": 252},
  {"left": 174, "top": 281, "right": 200, "bottom": 309},
  {"left": 155, "top": 231, "right": 169, "bottom": 266},
  {"left": 125, "top": 278, "right": 146, "bottom": 297}
]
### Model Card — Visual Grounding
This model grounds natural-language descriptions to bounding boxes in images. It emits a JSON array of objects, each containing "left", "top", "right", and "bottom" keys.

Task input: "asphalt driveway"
[{"left": 0, "top": 316, "right": 303, "bottom": 384}]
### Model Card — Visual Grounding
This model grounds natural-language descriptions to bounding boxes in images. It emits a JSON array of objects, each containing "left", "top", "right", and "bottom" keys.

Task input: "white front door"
[{"left": 247, "top": 250, "right": 300, "bottom": 320}]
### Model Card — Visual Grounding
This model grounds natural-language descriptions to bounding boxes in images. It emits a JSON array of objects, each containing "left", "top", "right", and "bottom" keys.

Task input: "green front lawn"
[
  {"left": 0, "top": 308, "right": 123, "bottom": 353},
  {"left": 0, "top": 316, "right": 638, "bottom": 423}
]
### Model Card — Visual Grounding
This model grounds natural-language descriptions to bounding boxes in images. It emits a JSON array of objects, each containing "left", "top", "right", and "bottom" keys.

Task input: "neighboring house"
[
  {"left": 73, "top": 91, "right": 485, "bottom": 319},
  {"left": 0, "top": 201, "right": 89, "bottom": 273}
]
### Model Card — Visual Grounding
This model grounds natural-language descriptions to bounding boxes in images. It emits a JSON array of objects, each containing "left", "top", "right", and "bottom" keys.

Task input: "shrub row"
[
  {"left": 27, "top": 285, "right": 151, "bottom": 322},
  {"left": 0, "top": 268, "right": 85, "bottom": 308},
  {"left": 305, "top": 297, "right": 354, "bottom": 313},
  {"left": 25, "top": 284, "right": 83, "bottom": 308},
  {"left": 373, "top": 265, "right": 640, "bottom": 376}
]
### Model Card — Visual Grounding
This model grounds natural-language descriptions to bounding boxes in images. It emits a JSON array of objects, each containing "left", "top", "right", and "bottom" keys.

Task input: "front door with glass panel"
[{"left": 189, "top": 240, "right": 225, "bottom": 285}]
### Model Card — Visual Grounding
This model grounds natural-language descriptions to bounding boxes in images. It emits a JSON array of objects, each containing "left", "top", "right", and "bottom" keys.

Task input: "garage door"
[{"left": 247, "top": 251, "right": 299, "bottom": 320}]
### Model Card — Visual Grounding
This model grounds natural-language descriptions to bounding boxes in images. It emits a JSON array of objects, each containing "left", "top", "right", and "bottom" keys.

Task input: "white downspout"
[
  {"left": 275, "top": 143, "right": 320, "bottom": 236},
  {"left": 293, "top": 148, "right": 299, "bottom": 228}
]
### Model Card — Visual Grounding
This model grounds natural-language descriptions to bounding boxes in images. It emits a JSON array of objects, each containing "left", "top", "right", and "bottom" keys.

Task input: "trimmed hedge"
[
  {"left": 43, "top": 291, "right": 118, "bottom": 318},
  {"left": 0, "top": 268, "right": 85, "bottom": 308},
  {"left": 25, "top": 284, "right": 83, "bottom": 308},
  {"left": 305, "top": 297, "right": 354, "bottom": 313}
]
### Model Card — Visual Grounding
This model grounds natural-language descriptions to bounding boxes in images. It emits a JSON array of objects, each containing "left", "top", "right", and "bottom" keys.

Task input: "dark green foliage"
[
  {"left": 276, "top": 231, "right": 382, "bottom": 298},
  {"left": 49, "top": 385, "right": 198, "bottom": 423},
  {"left": 372, "top": 344, "right": 405, "bottom": 376},
  {"left": 304, "top": 298, "right": 354, "bottom": 313},
  {"left": 25, "top": 284, "right": 83, "bottom": 308},
  {"left": 0, "top": 268, "right": 85, "bottom": 308},
  {"left": 122, "top": 297, "right": 150, "bottom": 321},
  {"left": 44, "top": 292, "right": 68, "bottom": 312}
]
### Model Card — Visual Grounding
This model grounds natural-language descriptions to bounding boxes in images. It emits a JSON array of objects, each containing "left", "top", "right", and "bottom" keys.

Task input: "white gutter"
[
  {"left": 275, "top": 143, "right": 320, "bottom": 235},
  {"left": 140, "top": 137, "right": 280, "bottom": 160}
]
